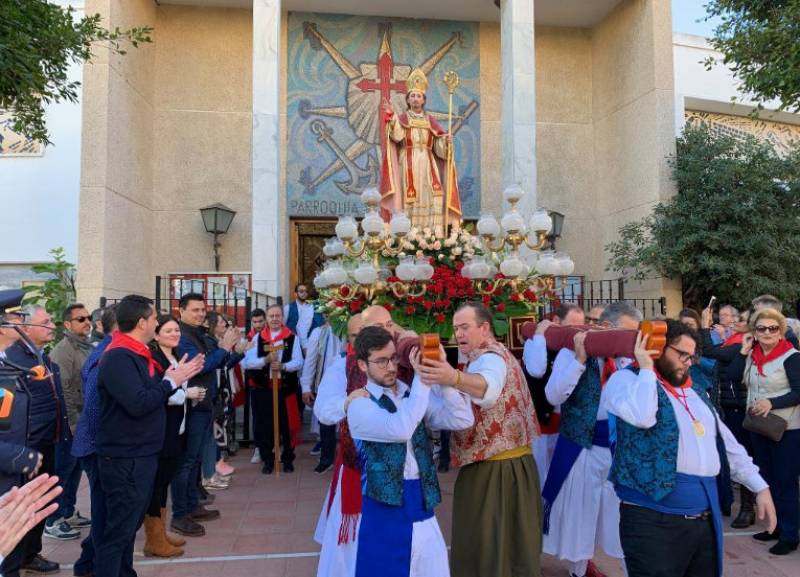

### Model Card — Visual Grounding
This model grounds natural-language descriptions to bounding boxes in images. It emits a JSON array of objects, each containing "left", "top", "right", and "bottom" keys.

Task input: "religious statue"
[{"left": 379, "top": 68, "right": 462, "bottom": 236}]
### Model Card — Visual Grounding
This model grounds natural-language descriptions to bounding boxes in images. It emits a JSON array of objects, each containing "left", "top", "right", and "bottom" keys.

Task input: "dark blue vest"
[
  {"left": 285, "top": 302, "right": 324, "bottom": 339},
  {"left": 359, "top": 391, "right": 441, "bottom": 511},
  {"left": 610, "top": 369, "right": 731, "bottom": 502},
  {"left": 560, "top": 357, "right": 602, "bottom": 449}
]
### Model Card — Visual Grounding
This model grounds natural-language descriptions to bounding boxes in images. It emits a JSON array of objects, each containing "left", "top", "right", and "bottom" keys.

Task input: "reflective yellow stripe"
[{"left": 487, "top": 445, "right": 532, "bottom": 462}]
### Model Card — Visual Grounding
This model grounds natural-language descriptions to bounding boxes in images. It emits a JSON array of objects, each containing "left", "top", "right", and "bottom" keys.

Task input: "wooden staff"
[
  {"left": 443, "top": 70, "right": 460, "bottom": 234},
  {"left": 266, "top": 344, "right": 284, "bottom": 477}
]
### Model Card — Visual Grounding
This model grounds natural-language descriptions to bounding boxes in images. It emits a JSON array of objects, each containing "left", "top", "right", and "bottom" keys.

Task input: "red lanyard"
[{"left": 656, "top": 370, "right": 697, "bottom": 421}]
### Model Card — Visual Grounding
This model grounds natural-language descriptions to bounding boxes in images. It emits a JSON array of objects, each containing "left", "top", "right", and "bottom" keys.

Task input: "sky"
[{"left": 672, "top": 0, "right": 722, "bottom": 36}]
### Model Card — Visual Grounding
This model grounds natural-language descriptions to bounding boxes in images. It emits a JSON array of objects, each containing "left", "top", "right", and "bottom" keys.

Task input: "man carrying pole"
[{"left": 242, "top": 304, "right": 304, "bottom": 475}]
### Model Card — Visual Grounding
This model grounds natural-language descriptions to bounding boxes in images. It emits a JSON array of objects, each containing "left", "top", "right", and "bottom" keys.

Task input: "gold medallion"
[{"left": 692, "top": 420, "right": 706, "bottom": 437}]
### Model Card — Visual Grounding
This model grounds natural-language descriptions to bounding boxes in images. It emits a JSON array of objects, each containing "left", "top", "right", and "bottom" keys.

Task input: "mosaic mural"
[{"left": 286, "top": 13, "right": 481, "bottom": 219}]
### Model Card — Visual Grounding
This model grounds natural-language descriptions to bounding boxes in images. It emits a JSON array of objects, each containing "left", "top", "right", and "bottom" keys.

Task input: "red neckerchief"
[
  {"left": 247, "top": 328, "right": 257, "bottom": 340},
  {"left": 346, "top": 343, "right": 354, "bottom": 356},
  {"left": 752, "top": 339, "right": 794, "bottom": 376},
  {"left": 723, "top": 332, "right": 744, "bottom": 347},
  {"left": 104, "top": 330, "right": 163, "bottom": 377},
  {"left": 601, "top": 358, "right": 618, "bottom": 385},
  {"left": 259, "top": 325, "right": 293, "bottom": 344}
]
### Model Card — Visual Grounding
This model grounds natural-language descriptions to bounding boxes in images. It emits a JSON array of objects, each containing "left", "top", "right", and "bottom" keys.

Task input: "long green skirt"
[{"left": 450, "top": 454, "right": 542, "bottom": 577}]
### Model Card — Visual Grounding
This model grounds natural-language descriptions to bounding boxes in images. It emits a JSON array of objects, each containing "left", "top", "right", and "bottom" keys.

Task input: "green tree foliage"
[
  {"left": 705, "top": 0, "right": 800, "bottom": 112},
  {"left": 0, "top": 0, "right": 152, "bottom": 145},
  {"left": 606, "top": 124, "right": 800, "bottom": 310},
  {"left": 22, "top": 247, "right": 77, "bottom": 341}
]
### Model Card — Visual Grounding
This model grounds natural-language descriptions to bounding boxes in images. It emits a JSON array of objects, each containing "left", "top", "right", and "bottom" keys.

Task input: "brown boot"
[
  {"left": 143, "top": 515, "right": 184, "bottom": 558},
  {"left": 161, "top": 507, "right": 186, "bottom": 547}
]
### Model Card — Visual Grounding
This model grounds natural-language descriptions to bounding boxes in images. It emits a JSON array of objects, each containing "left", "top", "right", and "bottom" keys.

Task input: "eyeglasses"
[
  {"left": 367, "top": 355, "right": 399, "bottom": 369},
  {"left": 69, "top": 316, "right": 90, "bottom": 323},
  {"left": 667, "top": 345, "right": 699, "bottom": 365},
  {"left": 755, "top": 325, "right": 781, "bottom": 335}
]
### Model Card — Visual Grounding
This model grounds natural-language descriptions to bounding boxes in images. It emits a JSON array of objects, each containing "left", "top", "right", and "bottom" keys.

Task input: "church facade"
[{"left": 76, "top": 0, "right": 681, "bottom": 311}]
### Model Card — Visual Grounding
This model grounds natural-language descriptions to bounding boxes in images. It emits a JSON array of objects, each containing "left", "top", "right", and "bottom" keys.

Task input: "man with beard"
[
  {"left": 284, "top": 284, "right": 323, "bottom": 354},
  {"left": 602, "top": 320, "right": 777, "bottom": 577},
  {"left": 540, "top": 302, "right": 641, "bottom": 577},
  {"left": 415, "top": 302, "right": 539, "bottom": 577},
  {"left": 345, "top": 326, "right": 472, "bottom": 577}
]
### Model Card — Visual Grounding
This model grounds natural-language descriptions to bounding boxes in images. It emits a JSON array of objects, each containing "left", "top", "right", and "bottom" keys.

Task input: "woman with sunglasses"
[
  {"left": 731, "top": 307, "right": 800, "bottom": 555},
  {"left": 143, "top": 315, "right": 205, "bottom": 554}
]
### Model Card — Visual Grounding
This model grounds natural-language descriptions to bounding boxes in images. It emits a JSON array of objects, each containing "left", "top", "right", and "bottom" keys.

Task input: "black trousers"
[
  {"left": 147, "top": 456, "right": 179, "bottom": 517},
  {"left": 96, "top": 455, "right": 158, "bottom": 577},
  {"left": 251, "top": 386, "right": 295, "bottom": 466},
  {"left": 319, "top": 423, "right": 337, "bottom": 467},
  {"left": 0, "top": 444, "right": 55, "bottom": 577},
  {"left": 620, "top": 503, "right": 716, "bottom": 577}
]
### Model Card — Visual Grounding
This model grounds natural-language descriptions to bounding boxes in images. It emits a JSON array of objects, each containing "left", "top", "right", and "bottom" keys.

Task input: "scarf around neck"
[
  {"left": 751, "top": 339, "right": 794, "bottom": 376},
  {"left": 104, "top": 331, "right": 162, "bottom": 377}
]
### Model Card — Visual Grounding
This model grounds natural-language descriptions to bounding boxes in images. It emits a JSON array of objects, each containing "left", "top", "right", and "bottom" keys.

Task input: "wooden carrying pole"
[{"left": 268, "top": 345, "right": 284, "bottom": 477}]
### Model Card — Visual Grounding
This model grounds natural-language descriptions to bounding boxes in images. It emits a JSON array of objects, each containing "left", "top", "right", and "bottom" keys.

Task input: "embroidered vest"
[
  {"left": 452, "top": 340, "right": 538, "bottom": 467},
  {"left": 359, "top": 391, "right": 441, "bottom": 510},
  {"left": 560, "top": 357, "right": 602, "bottom": 449},
  {"left": 610, "top": 369, "right": 731, "bottom": 502}
]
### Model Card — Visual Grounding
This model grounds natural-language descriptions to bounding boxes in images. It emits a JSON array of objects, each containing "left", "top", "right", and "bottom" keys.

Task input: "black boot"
[{"left": 731, "top": 486, "right": 756, "bottom": 528}]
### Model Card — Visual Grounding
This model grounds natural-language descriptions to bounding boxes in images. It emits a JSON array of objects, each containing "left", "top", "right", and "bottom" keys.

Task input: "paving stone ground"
[{"left": 38, "top": 438, "right": 799, "bottom": 577}]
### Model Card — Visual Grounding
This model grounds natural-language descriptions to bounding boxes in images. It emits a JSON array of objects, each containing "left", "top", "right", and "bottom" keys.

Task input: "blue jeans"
[
  {"left": 751, "top": 428, "right": 800, "bottom": 543},
  {"left": 171, "top": 410, "right": 212, "bottom": 519},
  {"left": 47, "top": 438, "right": 82, "bottom": 524},
  {"left": 202, "top": 430, "right": 217, "bottom": 480},
  {"left": 73, "top": 455, "right": 104, "bottom": 577}
]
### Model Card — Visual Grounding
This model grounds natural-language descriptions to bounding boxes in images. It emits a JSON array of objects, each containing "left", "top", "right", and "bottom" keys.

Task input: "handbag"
[
  {"left": 742, "top": 356, "right": 790, "bottom": 442},
  {"left": 742, "top": 411, "right": 788, "bottom": 443}
]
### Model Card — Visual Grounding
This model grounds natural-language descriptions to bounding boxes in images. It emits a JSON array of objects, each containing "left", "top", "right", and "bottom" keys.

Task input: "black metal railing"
[{"left": 545, "top": 277, "right": 667, "bottom": 319}]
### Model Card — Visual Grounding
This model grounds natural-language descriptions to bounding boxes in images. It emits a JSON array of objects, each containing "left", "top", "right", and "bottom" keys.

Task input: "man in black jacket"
[
  {"left": 95, "top": 295, "right": 201, "bottom": 577},
  {"left": 2, "top": 305, "right": 69, "bottom": 577}
]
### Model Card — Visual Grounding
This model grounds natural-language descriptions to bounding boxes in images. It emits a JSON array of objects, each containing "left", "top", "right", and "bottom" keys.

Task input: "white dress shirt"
[
  {"left": 602, "top": 367, "right": 768, "bottom": 493},
  {"left": 300, "top": 325, "right": 345, "bottom": 394},
  {"left": 523, "top": 335, "right": 548, "bottom": 378},
  {"left": 240, "top": 329, "right": 304, "bottom": 373},
  {"left": 347, "top": 377, "right": 474, "bottom": 479},
  {"left": 313, "top": 354, "right": 348, "bottom": 425},
  {"left": 284, "top": 300, "right": 315, "bottom": 350},
  {"left": 465, "top": 352, "right": 507, "bottom": 408}
]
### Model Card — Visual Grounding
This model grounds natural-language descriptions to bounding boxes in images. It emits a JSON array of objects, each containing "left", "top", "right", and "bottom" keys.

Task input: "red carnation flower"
[
  {"left": 349, "top": 300, "right": 362, "bottom": 313},
  {"left": 383, "top": 303, "right": 394, "bottom": 311},
  {"left": 422, "top": 300, "right": 434, "bottom": 311},
  {"left": 496, "top": 302, "right": 506, "bottom": 313},
  {"left": 435, "top": 313, "right": 446, "bottom": 323},
  {"left": 405, "top": 305, "right": 416, "bottom": 315},
  {"left": 510, "top": 293, "right": 521, "bottom": 302}
]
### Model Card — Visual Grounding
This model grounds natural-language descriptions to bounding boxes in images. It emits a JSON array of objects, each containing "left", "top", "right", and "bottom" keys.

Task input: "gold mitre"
[{"left": 406, "top": 68, "right": 428, "bottom": 95}]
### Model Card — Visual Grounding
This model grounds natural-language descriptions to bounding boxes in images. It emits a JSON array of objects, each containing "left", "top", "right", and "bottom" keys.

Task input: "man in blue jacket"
[
  {"left": 95, "top": 295, "right": 202, "bottom": 577},
  {"left": 170, "top": 293, "right": 238, "bottom": 537},
  {"left": 2, "top": 305, "right": 69, "bottom": 577}
]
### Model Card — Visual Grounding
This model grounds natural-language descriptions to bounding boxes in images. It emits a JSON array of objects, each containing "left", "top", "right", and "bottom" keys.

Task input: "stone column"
[
  {"left": 500, "top": 0, "right": 537, "bottom": 214},
  {"left": 251, "top": 0, "right": 282, "bottom": 297}
]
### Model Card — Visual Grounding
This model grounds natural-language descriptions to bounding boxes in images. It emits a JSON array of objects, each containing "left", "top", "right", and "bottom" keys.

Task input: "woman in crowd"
[
  {"left": 144, "top": 315, "right": 205, "bottom": 556},
  {"left": 678, "top": 308, "right": 717, "bottom": 401},
  {"left": 201, "top": 312, "right": 245, "bottom": 490},
  {"left": 700, "top": 307, "right": 757, "bottom": 527},
  {"left": 731, "top": 308, "right": 800, "bottom": 555}
]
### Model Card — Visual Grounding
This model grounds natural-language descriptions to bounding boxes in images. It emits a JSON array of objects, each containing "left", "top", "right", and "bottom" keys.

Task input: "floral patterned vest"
[
  {"left": 559, "top": 357, "right": 602, "bottom": 449},
  {"left": 452, "top": 340, "right": 538, "bottom": 467},
  {"left": 358, "top": 390, "right": 441, "bottom": 510}
]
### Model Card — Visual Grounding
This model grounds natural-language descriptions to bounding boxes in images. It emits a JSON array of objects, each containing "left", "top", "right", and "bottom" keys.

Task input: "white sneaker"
[{"left": 250, "top": 448, "right": 261, "bottom": 464}]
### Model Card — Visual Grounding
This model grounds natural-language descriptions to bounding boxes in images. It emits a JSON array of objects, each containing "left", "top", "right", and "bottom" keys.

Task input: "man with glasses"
[
  {"left": 602, "top": 320, "right": 777, "bottom": 577},
  {"left": 2, "top": 306, "right": 69, "bottom": 577},
  {"left": 284, "top": 284, "right": 324, "bottom": 354},
  {"left": 45, "top": 304, "right": 94, "bottom": 540},
  {"left": 344, "top": 326, "right": 473, "bottom": 577}
]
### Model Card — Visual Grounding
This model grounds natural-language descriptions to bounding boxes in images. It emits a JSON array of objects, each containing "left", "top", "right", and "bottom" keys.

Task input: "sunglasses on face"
[
  {"left": 754, "top": 325, "right": 781, "bottom": 335},
  {"left": 69, "top": 316, "right": 90, "bottom": 323}
]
